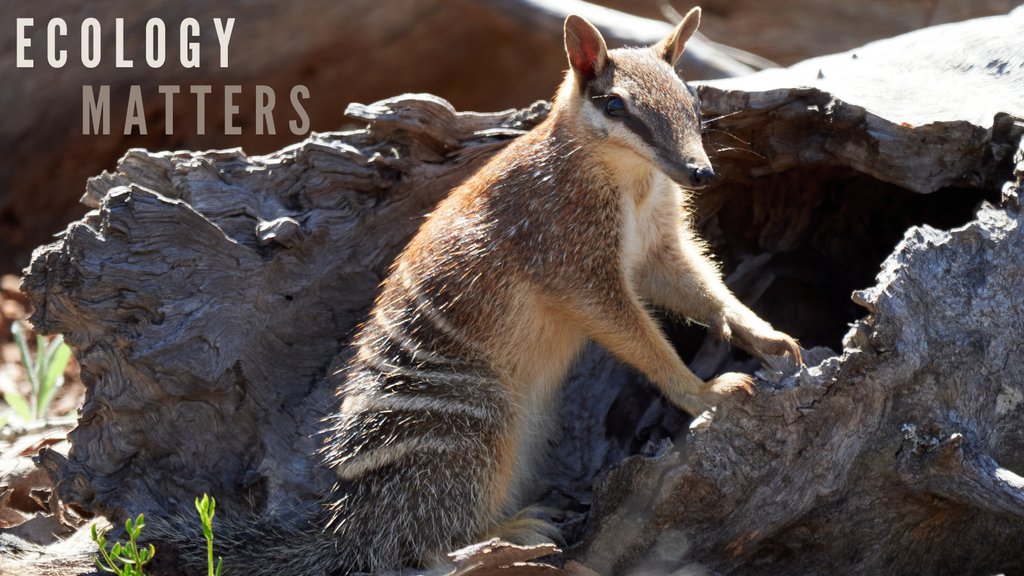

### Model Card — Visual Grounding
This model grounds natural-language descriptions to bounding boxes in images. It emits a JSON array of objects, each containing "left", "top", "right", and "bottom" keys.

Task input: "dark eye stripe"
[
  {"left": 622, "top": 114, "right": 659, "bottom": 151},
  {"left": 587, "top": 92, "right": 662, "bottom": 152}
]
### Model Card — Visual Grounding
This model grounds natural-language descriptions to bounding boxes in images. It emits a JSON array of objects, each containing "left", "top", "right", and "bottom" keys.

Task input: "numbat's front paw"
[
  {"left": 731, "top": 322, "right": 803, "bottom": 365},
  {"left": 750, "top": 329, "right": 802, "bottom": 364},
  {"left": 706, "top": 372, "right": 756, "bottom": 397}
]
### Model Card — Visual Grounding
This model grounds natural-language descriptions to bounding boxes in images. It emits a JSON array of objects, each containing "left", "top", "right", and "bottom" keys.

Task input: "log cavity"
[{"left": 690, "top": 168, "right": 1000, "bottom": 353}]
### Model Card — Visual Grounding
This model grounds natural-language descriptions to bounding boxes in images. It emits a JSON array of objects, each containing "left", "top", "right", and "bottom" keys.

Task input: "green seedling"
[
  {"left": 91, "top": 514, "right": 155, "bottom": 576},
  {"left": 3, "top": 321, "right": 72, "bottom": 422},
  {"left": 196, "top": 494, "right": 223, "bottom": 576}
]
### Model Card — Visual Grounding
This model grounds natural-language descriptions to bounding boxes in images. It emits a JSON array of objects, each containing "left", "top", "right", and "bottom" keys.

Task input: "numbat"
[{"left": 155, "top": 7, "right": 801, "bottom": 575}]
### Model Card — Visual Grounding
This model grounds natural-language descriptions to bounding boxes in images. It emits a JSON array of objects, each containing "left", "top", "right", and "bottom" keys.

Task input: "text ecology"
[
  {"left": 16, "top": 17, "right": 235, "bottom": 69},
  {"left": 15, "top": 17, "right": 312, "bottom": 136}
]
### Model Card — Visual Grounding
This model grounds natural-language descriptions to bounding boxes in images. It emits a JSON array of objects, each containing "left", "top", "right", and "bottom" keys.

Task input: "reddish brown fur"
[
  {"left": 318, "top": 10, "right": 800, "bottom": 572},
  {"left": 320, "top": 8, "right": 801, "bottom": 572}
]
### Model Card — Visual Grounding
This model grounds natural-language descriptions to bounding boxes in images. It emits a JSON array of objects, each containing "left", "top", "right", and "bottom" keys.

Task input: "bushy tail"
[{"left": 144, "top": 511, "right": 348, "bottom": 576}]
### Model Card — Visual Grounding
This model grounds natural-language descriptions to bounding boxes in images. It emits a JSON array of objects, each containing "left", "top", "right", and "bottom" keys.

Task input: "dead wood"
[{"left": 15, "top": 8, "right": 1024, "bottom": 576}]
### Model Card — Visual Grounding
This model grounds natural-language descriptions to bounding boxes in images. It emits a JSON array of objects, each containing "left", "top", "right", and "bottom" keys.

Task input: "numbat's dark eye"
[{"left": 604, "top": 96, "right": 627, "bottom": 118}]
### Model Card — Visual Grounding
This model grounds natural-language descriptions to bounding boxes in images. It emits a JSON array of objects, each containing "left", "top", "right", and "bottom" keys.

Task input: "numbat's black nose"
[
  {"left": 687, "top": 165, "right": 715, "bottom": 188},
  {"left": 692, "top": 165, "right": 715, "bottom": 186}
]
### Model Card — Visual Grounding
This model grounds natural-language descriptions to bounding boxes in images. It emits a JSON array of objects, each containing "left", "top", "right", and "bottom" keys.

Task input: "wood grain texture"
[{"left": 25, "top": 95, "right": 550, "bottom": 525}]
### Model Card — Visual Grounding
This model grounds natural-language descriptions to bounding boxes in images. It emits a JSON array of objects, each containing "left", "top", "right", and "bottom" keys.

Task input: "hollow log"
[{"left": 17, "top": 8, "right": 1024, "bottom": 575}]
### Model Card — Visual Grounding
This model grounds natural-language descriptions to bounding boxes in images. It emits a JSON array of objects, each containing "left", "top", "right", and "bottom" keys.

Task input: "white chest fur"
[{"left": 619, "top": 169, "right": 677, "bottom": 281}]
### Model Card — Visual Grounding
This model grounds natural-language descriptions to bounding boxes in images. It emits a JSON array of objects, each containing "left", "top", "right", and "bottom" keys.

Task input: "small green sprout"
[
  {"left": 91, "top": 514, "right": 155, "bottom": 576},
  {"left": 196, "top": 494, "right": 223, "bottom": 576},
  {"left": 3, "top": 321, "right": 72, "bottom": 422}
]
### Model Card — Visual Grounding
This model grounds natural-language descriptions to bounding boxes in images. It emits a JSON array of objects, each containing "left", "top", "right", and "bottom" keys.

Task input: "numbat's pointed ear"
[
  {"left": 656, "top": 6, "right": 701, "bottom": 66},
  {"left": 564, "top": 15, "right": 608, "bottom": 83}
]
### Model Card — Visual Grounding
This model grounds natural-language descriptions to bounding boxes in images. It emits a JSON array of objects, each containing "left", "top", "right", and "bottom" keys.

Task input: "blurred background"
[{"left": 0, "top": 0, "right": 1020, "bottom": 427}]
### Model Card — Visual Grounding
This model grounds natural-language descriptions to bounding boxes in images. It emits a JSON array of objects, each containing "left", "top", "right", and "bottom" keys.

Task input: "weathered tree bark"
[
  {"left": 17, "top": 8, "right": 1024, "bottom": 576},
  {"left": 579, "top": 200, "right": 1024, "bottom": 575},
  {"left": 24, "top": 97, "right": 554, "bottom": 524}
]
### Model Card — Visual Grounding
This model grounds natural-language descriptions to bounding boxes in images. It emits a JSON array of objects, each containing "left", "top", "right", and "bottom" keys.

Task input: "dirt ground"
[{"left": 0, "top": 274, "right": 96, "bottom": 576}]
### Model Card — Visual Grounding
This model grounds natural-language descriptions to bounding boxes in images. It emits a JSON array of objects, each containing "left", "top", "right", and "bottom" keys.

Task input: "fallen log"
[{"left": 17, "top": 7, "right": 1024, "bottom": 576}]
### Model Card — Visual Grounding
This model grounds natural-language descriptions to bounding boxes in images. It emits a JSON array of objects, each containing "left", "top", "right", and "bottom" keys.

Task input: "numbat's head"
[{"left": 561, "top": 7, "right": 713, "bottom": 188}]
